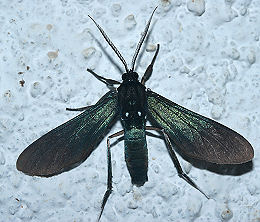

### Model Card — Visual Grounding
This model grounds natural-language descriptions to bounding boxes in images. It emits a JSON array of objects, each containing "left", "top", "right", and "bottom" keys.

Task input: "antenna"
[
  {"left": 131, "top": 6, "right": 158, "bottom": 71},
  {"left": 88, "top": 15, "right": 129, "bottom": 73}
]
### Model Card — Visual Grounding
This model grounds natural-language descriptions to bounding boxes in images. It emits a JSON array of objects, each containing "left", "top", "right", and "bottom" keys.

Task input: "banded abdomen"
[{"left": 124, "top": 127, "right": 148, "bottom": 186}]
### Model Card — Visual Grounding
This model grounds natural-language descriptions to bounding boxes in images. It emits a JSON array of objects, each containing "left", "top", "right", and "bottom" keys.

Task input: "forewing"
[
  {"left": 17, "top": 90, "right": 119, "bottom": 176},
  {"left": 147, "top": 90, "right": 254, "bottom": 164}
]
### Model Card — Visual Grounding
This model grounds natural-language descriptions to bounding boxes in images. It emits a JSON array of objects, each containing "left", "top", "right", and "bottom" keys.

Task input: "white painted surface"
[{"left": 0, "top": 0, "right": 259, "bottom": 221}]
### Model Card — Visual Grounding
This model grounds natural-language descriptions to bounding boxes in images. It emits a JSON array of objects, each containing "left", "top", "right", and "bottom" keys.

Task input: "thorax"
[{"left": 117, "top": 80, "right": 147, "bottom": 130}]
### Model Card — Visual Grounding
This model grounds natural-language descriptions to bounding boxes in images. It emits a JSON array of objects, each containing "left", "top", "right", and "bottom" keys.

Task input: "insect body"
[
  {"left": 17, "top": 7, "right": 254, "bottom": 221},
  {"left": 118, "top": 71, "right": 148, "bottom": 186}
]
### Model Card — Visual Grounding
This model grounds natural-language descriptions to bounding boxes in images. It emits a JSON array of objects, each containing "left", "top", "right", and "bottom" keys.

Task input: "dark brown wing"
[
  {"left": 147, "top": 90, "right": 254, "bottom": 164},
  {"left": 16, "top": 90, "right": 119, "bottom": 176}
]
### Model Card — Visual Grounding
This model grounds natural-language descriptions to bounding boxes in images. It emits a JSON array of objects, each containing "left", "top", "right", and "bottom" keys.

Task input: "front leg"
[
  {"left": 87, "top": 69, "right": 120, "bottom": 86},
  {"left": 141, "top": 44, "right": 160, "bottom": 85}
]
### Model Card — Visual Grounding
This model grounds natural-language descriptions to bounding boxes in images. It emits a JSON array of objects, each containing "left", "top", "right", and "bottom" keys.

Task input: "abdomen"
[{"left": 124, "top": 127, "right": 148, "bottom": 186}]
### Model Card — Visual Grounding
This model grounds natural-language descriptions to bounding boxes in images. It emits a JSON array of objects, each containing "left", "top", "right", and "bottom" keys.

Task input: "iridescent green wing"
[
  {"left": 147, "top": 90, "right": 254, "bottom": 164},
  {"left": 17, "top": 90, "right": 119, "bottom": 176}
]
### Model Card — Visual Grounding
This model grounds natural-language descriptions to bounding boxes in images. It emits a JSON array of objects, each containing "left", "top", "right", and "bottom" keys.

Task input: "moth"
[{"left": 17, "top": 7, "right": 254, "bottom": 221}]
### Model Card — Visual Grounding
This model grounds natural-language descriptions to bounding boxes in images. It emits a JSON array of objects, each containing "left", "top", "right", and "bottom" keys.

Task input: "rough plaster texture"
[{"left": 0, "top": 0, "right": 259, "bottom": 221}]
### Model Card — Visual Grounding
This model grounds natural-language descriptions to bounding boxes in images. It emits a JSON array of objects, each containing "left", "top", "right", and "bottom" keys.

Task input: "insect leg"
[
  {"left": 87, "top": 68, "right": 121, "bottom": 86},
  {"left": 141, "top": 44, "right": 160, "bottom": 85},
  {"left": 146, "top": 126, "right": 209, "bottom": 199},
  {"left": 66, "top": 106, "right": 94, "bottom": 112},
  {"left": 98, "top": 130, "right": 124, "bottom": 222},
  {"left": 66, "top": 71, "right": 120, "bottom": 111}
]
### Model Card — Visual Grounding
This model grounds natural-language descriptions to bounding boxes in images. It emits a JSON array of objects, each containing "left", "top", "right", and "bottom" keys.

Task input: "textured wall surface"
[{"left": 0, "top": 0, "right": 259, "bottom": 221}]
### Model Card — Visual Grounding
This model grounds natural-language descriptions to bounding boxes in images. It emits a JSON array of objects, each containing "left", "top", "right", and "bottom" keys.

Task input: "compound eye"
[
  {"left": 133, "top": 72, "right": 138, "bottom": 79},
  {"left": 122, "top": 73, "right": 127, "bottom": 80}
]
